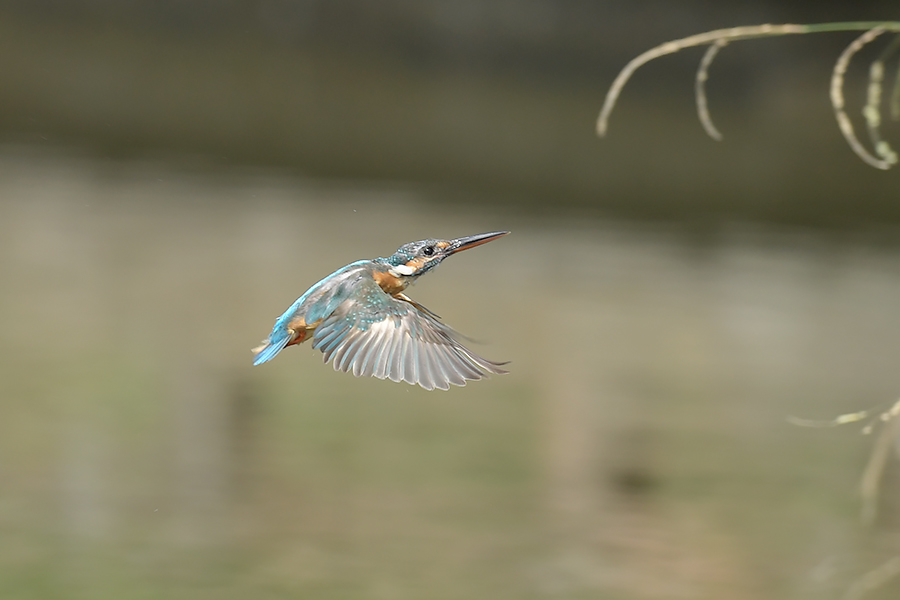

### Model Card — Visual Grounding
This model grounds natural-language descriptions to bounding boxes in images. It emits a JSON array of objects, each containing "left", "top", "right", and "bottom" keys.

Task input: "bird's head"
[{"left": 380, "top": 231, "right": 509, "bottom": 279}]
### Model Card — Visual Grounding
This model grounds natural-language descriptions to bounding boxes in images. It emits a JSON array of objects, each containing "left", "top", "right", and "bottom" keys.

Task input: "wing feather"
[
  {"left": 388, "top": 325, "right": 405, "bottom": 383},
  {"left": 436, "top": 346, "right": 468, "bottom": 386},
  {"left": 405, "top": 331, "right": 419, "bottom": 386},
  {"left": 357, "top": 331, "right": 378, "bottom": 377},
  {"left": 311, "top": 273, "right": 506, "bottom": 390},
  {"left": 372, "top": 321, "right": 396, "bottom": 380},
  {"left": 420, "top": 343, "right": 438, "bottom": 391}
]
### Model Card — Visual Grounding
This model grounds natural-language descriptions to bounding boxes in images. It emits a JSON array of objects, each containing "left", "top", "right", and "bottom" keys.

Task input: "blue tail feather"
[{"left": 252, "top": 329, "right": 293, "bottom": 365}]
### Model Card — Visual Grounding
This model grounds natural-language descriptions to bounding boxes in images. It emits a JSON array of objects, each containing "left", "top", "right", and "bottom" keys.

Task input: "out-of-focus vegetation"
[
  {"left": 3, "top": 2, "right": 900, "bottom": 599},
  {"left": 0, "top": 0, "right": 897, "bottom": 225},
  {"left": 2, "top": 154, "right": 900, "bottom": 599},
  {"left": 596, "top": 21, "right": 900, "bottom": 170}
]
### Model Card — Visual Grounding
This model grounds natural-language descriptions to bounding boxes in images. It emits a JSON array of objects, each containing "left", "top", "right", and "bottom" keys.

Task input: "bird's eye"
[{"left": 422, "top": 245, "right": 435, "bottom": 257}]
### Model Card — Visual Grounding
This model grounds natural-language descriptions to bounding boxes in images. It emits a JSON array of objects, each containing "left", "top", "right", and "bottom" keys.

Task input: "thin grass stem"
[
  {"left": 831, "top": 27, "right": 895, "bottom": 169},
  {"left": 597, "top": 21, "right": 900, "bottom": 169},
  {"left": 695, "top": 40, "right": 728, "bottom": 141}
]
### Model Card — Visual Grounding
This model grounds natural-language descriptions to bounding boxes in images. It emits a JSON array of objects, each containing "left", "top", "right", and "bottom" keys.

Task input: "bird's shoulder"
[{"left": 302, "top": 260, "right": 400, "bottom": 323}]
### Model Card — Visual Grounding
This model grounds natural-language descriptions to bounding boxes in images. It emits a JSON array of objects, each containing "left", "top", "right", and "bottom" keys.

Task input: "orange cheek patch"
[
  {"left": 405, "top": 257, "right": 427, "bottom": 271},
  {"left": 435, "top": 242, "right": 450, "bottom": 249}
]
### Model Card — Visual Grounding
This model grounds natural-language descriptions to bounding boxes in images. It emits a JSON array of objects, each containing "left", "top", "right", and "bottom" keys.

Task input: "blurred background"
[{"left": 2, "top": 1, "right": 900, "bottom": 599}]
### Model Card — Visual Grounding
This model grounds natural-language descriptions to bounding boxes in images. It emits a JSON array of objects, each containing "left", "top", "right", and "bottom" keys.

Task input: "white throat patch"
[{"left": 390, "top": 264, "right": 416, "bottom": 277}]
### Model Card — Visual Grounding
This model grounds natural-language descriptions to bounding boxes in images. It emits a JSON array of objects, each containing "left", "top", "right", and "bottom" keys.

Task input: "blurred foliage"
[
  {"left": 2, "top": 156, "right": 900, "bottom": 598},
  {"left": 0, "top": 1, "right": 897, "bottom": 225},
  {"left": 596, "top": 22, "right": 900, "bottom": 170},
  {"left": 2, "top": 3, "right": 900, "bottom": 598}
]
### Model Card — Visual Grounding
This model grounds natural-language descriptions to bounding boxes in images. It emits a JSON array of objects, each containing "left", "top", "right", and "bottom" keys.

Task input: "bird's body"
[{"left": 253, "top": 231, "right": 508, "bottom": 390}]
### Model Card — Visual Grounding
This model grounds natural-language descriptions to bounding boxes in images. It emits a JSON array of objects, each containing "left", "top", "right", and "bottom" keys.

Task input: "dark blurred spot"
[{"left": 611, "top": 467, "right": 659, "bottom": 496}]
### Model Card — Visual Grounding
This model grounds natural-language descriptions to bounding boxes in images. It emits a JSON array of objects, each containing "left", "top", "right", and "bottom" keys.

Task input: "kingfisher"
[{"left": 252, "top": 231, "right": 509, "bottom": 390}]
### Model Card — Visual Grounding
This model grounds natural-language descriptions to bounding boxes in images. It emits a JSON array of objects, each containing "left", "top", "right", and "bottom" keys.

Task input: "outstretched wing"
[{"left": 310, "top": 276, "right": 506, "bottom": 391}]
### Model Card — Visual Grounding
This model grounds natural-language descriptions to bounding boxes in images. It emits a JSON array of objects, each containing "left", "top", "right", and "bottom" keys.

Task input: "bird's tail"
[{"left": 252, "top": 329, "right": 293, "bottom": 365}]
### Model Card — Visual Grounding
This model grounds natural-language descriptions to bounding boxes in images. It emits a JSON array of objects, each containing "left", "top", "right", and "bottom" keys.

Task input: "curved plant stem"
[
  {"left": 859, "top": 410, "right": 900, "bottom": 524},
  {"left": 831, "top": 27, "right": 895, "bottom": 169},
  {"left": 865, "top": 34, "right": 900, "bottom": 163},
  {"left": 695, "top": 40, "right": 728, "bottom": 141},
  {"left": 597, "top": 21, "right": 900, "bottom": 169}
]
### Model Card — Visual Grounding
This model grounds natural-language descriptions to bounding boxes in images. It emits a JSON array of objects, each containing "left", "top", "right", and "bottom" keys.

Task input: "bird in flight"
[{"left": 252, "top": 231, "right": 509, "bottom": 390}]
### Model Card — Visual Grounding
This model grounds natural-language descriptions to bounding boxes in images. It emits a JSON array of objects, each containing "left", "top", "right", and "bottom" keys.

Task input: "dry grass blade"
[
  {"left": 596, "top": 24, "right": 807, "bottom": 137},
  {"left": 786, "top": 411, "right": 872, "bottom": 428},
  {"left": 790, "top": 397, "right": 900, "bottom": 525},
  {"left": 864, "top": 34, "right": 900, "bottom": 164},
  {"left": 860, "top": 414, "right": 900, "bottom": 524},
  {"left": 831, "top": 27, "right": 895, "bottom": 170},
  {"left": 695, "top": 40, "right": 728, "bottom": 141},
  {"left": 597, "top": 21, "right": 900, "bottom": 169}
]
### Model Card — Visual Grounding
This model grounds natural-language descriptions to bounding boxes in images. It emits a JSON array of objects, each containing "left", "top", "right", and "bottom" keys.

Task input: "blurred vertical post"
[{"left": 538, "top": 298, "right": 610, "bottom": 593}]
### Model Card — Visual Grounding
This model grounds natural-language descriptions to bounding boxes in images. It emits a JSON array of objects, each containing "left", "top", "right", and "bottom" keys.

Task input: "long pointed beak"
[{"left": 446, "top": 231, "right": 510, "bottom": 255}]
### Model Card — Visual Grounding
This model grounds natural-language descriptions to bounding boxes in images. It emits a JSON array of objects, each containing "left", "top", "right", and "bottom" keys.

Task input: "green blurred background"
[{"left": 2, "top": 2, "right": 900, "bottom": 599}]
